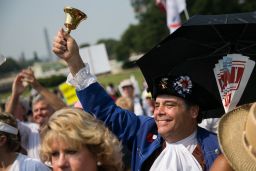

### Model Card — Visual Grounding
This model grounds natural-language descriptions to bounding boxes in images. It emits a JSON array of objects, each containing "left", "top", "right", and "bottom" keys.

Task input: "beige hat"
[
  {"left": 218, "top": 103, "right": 256, "bottom": 171},
  {"left": 120, "top": 79, "right": 133, "bottom": 88}
]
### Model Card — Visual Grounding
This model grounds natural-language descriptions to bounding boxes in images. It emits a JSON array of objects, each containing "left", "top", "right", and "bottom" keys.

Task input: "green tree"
[
  {"left": 79, "top": 43, "right": 90, "bottom": 48},
  {"left": 240, "top": 0, "right": 256, "bottom": 12},
  {"left": 115, "top": 0, "right": 256, "bottom": 63},
  {"left": 116, "top": 1, "right": 168, "bottom": 62},
  {"left": 134, "top": 2, "right": 169, "bottom": 52},
  {"left": 0, "top": 57, "right": 21, "bottom": 75},
  {"left": 115, "top": 43, "right": 130, "bottom": 61},
  {"left": 97, "top": 39, "right": 119, "bottom": 60},
  {"left": 130, "top": 0, "right": 151, "bottom": 17},
  {"left": 188, "top": 0, "right": 256, "bottom": 16}
]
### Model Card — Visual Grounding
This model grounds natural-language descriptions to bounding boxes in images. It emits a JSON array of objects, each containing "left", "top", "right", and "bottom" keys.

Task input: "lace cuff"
[{"left": 66, "top": 63, "right": 97, "bottom": 90}]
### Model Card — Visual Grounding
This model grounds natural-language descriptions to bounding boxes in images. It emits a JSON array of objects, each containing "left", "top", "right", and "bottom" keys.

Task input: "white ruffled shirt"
[
  {"left": 67, "top": 63, "right": 97, "bottom": 90},
  {"left": 150, "top": 131, "right": 202, "bottom": 171}
]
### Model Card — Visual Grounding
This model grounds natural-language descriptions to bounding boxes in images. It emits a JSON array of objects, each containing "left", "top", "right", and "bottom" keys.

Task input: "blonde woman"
[{"left": 40, "top": 108, "right": 123, "bottom": 171}]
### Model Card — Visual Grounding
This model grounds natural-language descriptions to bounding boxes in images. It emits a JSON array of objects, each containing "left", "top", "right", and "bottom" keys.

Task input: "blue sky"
[{"left": 0, "top": 0, "right": 137, "bottom": 60}]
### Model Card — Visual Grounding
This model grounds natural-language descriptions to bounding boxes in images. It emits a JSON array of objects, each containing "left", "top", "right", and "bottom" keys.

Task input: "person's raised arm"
[
  {"left": 52, "top": 28, "right": 84, "bottom": 76},
  {"left": 20, "top": 68, "right": 66, "bottom": 111},
  {"left": 52, "top": 28, "right": 140, "bottom": 145},
  {"left": 5, "top": 73, "right": 26, "bottom": 114}
]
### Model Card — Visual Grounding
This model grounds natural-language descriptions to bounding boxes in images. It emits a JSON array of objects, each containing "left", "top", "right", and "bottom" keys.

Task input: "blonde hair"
[{"left": 40, "top": 108, "right": 123, "bottom": 171}]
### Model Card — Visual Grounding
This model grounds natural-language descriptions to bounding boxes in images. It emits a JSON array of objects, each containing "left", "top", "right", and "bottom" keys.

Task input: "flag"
[
  {"left": 166, "top": 0, "right": 181, "bottom": 33},
  {"left": 156, "top": 0, "right": 186, "bottom": 13},
  {"left": 155, "top": 0, "right": 166, "bottom": 12},
  {"left": 156, "top": 0, "right": 186, "bottom": 33}
]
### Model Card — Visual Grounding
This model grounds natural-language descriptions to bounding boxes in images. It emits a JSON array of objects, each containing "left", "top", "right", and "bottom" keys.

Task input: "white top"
[
  {"left": 9, "top": 153, "right": 50, "bottom": 171},
  {"left": 18, "top": 122, "right": 41, "bottom": 160},
  {"left": 150, "top": 131, "right": 202, "bottom": 171},
  {"left": 198, "top": 118, "right": 220, "bottom": 133},
  {"left": 133, "top": 96, "right": 144, "bottom": 116}
]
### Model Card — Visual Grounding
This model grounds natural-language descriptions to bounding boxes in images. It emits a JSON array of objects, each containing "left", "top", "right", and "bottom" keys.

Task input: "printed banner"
[
  {"left": 58, "top": 82, "right": 78, "bottom": 106},
  {"left": 214, "top": 54, "right": 255, "bottom": 113}
]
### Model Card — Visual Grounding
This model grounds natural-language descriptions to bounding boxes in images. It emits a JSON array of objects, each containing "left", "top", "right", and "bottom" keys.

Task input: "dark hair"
[
  {"left": 108, "top": 83, "right": 114, "bottom": 87},
  {"left": 0, "top": 112, "right": 20, "bottom": 152},
  {"left": 183, "top": 99, "right": 203, "bottom": 123}
]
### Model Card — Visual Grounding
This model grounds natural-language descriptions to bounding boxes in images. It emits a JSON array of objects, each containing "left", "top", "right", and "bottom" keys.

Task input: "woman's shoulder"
[{"left": 14, "top": 153, "right": 51, "bottom": 171}]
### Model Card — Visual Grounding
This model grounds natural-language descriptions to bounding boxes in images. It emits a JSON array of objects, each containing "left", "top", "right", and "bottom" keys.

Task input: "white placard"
[{"left": 79, "top": 44, "right": 111, "bottom": 75}]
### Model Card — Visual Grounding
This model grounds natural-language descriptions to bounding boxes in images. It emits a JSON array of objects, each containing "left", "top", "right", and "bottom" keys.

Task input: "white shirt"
[
  {"left": 9, "top": 153, "right": 50, "bottom": 171},
  {"left": 18, "top": 122, "right": 41, "bottom": 160},
  {"left": 133, "top": 96, "right": 144, "bottom": 116},
  {"left": 150, "top": 131, "right": 202, "bottom": 171},
  {"left": 198, "top": 118, "right": 220, "bottom": 133}
]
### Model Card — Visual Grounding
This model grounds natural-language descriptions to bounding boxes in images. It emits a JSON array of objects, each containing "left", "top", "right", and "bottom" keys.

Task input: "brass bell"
[{"left": 64, "top": 6, "right": 87, "bottom": 34}]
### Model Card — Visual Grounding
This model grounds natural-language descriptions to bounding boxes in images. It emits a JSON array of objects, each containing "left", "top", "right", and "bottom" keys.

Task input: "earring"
[{"left": 97, "top": 161, "right": 102, "bottom": 166}]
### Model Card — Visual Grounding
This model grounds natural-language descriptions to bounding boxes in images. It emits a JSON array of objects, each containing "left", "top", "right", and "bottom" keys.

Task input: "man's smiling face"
[{"left": 153, "top": 95, "right": 198, "bottom": 142}]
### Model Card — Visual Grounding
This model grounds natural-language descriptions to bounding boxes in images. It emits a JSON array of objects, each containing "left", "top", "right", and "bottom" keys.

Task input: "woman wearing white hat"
[{"left": 0, "top": 112, "right": 50, "bottom": 171}]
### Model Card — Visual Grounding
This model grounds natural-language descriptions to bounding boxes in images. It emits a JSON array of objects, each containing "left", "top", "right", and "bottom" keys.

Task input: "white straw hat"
[{"left": 218, "top": 103, "right": 256, "bottom": 171}]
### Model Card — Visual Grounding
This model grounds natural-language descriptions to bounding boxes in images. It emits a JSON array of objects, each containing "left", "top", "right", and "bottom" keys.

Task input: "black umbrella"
[{"left": 137, "top": 11, "right": 256, "bottom": 117}]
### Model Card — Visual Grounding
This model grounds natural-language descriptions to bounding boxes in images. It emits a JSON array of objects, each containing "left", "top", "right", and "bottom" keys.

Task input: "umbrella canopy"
[{"left": 137, "top": 11, "right": 256, "bottom": 117}]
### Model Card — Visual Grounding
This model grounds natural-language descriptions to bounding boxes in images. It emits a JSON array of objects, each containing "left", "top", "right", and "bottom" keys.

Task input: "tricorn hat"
[
  {"left": 152, "top": 75, "right": 222, "bottom": 111},
  {"left": 218, "top": 102, "right": 256, "bottom": 171}
]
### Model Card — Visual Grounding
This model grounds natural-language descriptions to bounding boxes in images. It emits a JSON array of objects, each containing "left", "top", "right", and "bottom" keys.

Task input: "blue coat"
[{"left": 77, "top": 82, "right": 220, "bottom": 171}]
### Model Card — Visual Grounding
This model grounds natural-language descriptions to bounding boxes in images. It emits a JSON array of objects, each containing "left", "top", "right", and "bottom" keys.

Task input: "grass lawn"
[
  {"left": 0, "top": 67, "right": 146, "bottom": 103},
  {"left": 97, "top": 67, "right": 145, "bottom": 90}
]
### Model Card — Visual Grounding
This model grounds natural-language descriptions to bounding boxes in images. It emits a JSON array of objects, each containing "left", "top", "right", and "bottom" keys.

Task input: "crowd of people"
[{"left": 0, "top": 24, "right": 256, "bottom": 171}]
